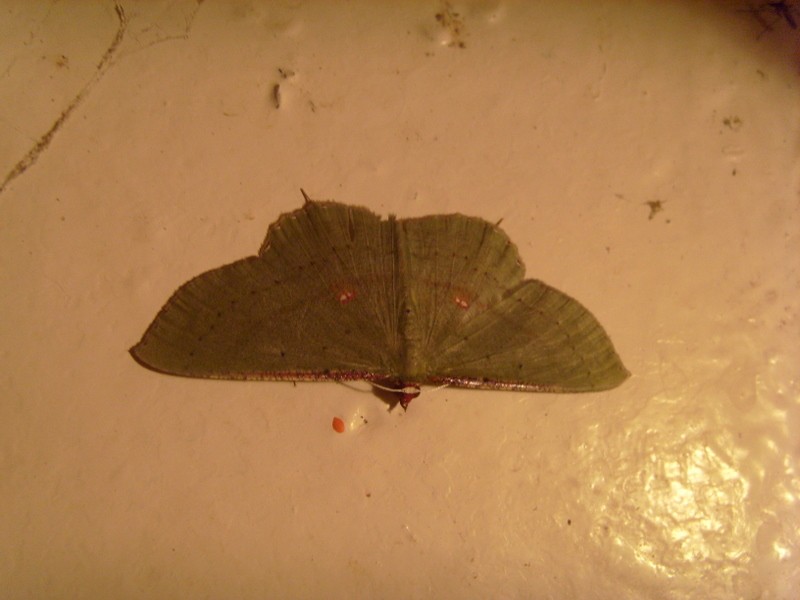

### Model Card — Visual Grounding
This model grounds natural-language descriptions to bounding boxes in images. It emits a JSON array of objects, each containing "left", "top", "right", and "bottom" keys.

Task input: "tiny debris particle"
[
  {"left": 435, "top": 2, "right": 466, "bottom": 48},
  {"left": 644, "top": 200, "right": 664, "bottom": 221},
  {"left": 271, "top": 84, "right": 281, "bottom": 109},
  {"left": 722, "top": 116, "right": 743, "bottom": 131},
  {"left": 332, "top": 416, "right": 346, "bottom": 433}
]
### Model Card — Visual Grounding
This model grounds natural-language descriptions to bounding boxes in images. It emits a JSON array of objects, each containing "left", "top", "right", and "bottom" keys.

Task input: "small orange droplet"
[{"left": 332, "top": 417, "right": 345, "bottom": 433}]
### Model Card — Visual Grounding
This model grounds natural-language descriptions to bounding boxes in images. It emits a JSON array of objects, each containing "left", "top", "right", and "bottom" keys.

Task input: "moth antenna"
[
  {"left": 427, "top": 383, "right": 451, "bottom": 394},
  {"left": 300, "top": 188, "right": 313, "bottom": 204}
]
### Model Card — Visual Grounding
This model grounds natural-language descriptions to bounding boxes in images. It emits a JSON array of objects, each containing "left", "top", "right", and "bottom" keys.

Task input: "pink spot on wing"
[
  {"left": 453, "top": 294, "right": 470, "bottom": 309},
  {"left": 338, "top": 289, "right": 356, "bottom": 304}
]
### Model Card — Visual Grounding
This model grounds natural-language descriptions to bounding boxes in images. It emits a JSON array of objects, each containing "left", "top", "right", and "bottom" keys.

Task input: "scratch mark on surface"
[
  {"left": 119, "top": 0, "right": 204, "bottom": 58},
  {"left": 1, "top": 57, "right": 18, "bottom": 80},
  {"left": 0, "top": 3, "right": 128, "bottom": 196}
]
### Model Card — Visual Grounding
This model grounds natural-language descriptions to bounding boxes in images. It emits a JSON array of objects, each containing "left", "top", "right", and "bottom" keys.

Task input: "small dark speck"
[
  {"left": 435, "top": 4, "right": 467, "bottom": 48},
  {"left": 366, "top": 492, "right": 372, "bottom": 498},
  {"left": 567, "top": 519, "right": 572, "bottom": 526},
  {"left": 644, "top": 200, "right": 664, "bottom": 221},
  {"left": 271, "top": 83, "right": 281, "bottom": 109},
  {"left": 723, "top": 116, "right": 743, "bottom": 131}
]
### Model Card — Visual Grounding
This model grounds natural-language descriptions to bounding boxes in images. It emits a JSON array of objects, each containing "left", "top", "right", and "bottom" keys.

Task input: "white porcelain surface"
[{"left": 2, "top": 2, "right": 798, "bottom": 598}]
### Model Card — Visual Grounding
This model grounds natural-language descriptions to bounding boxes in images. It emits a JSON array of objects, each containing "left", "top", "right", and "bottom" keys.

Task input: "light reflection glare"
[
  {"left": 628, "top": 440, "right": 750, "bottom": 572},
  {"left": 772, "top": 541, "right": 791, "bottom": 560}
]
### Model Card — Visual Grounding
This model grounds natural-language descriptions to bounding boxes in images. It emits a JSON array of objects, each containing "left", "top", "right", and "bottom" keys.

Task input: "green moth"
[{"left": 131, "top": 193, "right": 629, "bottom": 408}]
